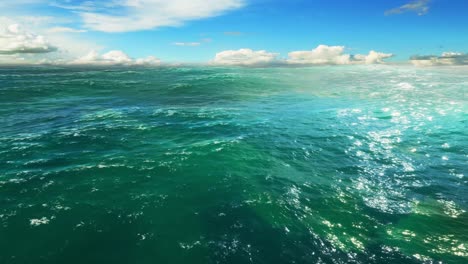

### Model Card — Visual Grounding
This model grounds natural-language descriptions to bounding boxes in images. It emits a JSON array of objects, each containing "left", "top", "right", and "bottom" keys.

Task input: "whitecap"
[
  {"left": 397, "top": 82, "right": 414, "bottom": 90},
  {"left": 30, "top": 217, "right": 49, "bottom": 226}
]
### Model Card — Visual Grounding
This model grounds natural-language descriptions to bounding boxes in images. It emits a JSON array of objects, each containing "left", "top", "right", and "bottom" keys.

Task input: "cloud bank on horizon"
[
  {"left": 71, "top": 50, "right": 161, "bottom": 66},
  {"left": 411, "top": 52, "right": 468, "bottom": 66},
  {"left": 0, "top": 0, "right": 466, "bottom": 66},
  {"left": 211, "top": 46, "right": 394, "bottom": 66}
]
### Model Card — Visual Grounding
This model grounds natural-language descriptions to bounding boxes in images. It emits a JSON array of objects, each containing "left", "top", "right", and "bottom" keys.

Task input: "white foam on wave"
[
  {"left": 396, "top": 82, "right": 415, "bottom": 90},
  {"left": 97, "top": 163, "right": 127, "bottom": 169},
  {"left": 30, "top": 217, "right": 50, "bottom": 226},
  {"left": 82, "top": 109, "right": 124, "bottom": 121}
]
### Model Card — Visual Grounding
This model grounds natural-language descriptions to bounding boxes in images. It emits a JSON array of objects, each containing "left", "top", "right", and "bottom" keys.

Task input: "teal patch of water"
[{"left": 0, "top": 65, "right": 467, "bottom": 263}]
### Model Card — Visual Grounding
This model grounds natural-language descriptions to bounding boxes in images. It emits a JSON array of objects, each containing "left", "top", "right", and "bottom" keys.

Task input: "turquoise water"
[{"left": 0, "top": 65, "right": 466, "bottom": 263}]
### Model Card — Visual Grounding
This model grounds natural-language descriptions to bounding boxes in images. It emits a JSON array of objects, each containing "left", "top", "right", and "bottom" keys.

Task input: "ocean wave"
[{"left": 0, "top": 66, "right": 466, "bottom": 263}]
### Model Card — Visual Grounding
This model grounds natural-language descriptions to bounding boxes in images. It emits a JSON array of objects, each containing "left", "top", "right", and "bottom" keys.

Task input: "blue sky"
[{"left": 0, "top": 0, "right": 467, "bottom": 65}]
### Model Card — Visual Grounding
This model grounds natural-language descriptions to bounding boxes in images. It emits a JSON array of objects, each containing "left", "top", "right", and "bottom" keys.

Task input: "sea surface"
[{"left": 0, "top": 65, "right": 467, "bottom": 264}]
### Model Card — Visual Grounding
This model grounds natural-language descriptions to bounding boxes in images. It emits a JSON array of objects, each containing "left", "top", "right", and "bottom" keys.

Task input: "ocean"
[{"left": 0, "top": 65, "right": 466, "bottom": 263}]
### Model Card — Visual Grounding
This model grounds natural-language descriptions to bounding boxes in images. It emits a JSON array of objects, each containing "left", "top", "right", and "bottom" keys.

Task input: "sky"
[{"left": 0, "top": 0, "right": 467, "bottom": 66}]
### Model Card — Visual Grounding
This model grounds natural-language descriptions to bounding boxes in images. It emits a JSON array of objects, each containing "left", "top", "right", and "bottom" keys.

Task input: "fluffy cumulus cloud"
[
  {"left": 410, "top": 52, "right": 468, "bottom": 66},
  {"left": 71, "top": 50, "right": 160, "bottom": 66},
  {"left": 385, "top": 0, "right": 430, "bottom": 16},
  {"left": 353, "top": 50, "right": 394, "bottom": 64},
  {"left": 211, "top": 49, "right": 280, "bottom": 66},
  {"left": 211, "top": 45, "right": 393, "bottom": 67},
  {"left": 0, "top": 17, "right": 105, "bottom": 64},
  {"left": 287, "top": 45, "right": 351, "bottom": 65},
  {"left": 0, "top": 23, "right": 57, "bottom": 54},
  {"left": 288, "top": 46, "right": 393, "bottom": 65},
  {"left": 135, "top": 56, "right": 161, "bottom": 65},
  {"left": 0, "top": 19, "right": 160, "bottom": 65},
  {"left": 73, "top": 0, "right": 244, "bottom": 32}
]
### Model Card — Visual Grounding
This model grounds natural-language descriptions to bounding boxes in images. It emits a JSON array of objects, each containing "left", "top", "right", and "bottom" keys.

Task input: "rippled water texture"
[{"left": 0, "top": 65, "right": 467, "bottom": 263}]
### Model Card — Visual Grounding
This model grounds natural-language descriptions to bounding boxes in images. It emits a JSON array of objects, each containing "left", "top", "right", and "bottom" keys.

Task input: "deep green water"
[{"left": 0, "top": 65, "right": 467, "bottom": 263}]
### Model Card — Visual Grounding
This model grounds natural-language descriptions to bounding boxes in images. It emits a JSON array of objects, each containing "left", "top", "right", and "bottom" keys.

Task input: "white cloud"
[
  {"left": 385, "top": 0, "right": 430, "bottom": 16},
  {"left": 0, "top": 18, "right": 162, "bottom": 65},
  {"left": 71, "top": 50, "right": 160, "bottom": 66},
  {"left": 211, "top": 45, "right": 393, "bottom": 67},
  {"left": 75, "top": 0, "right": 244, "bottom": 32},
  {"left": 0, "top": 23, "right": 57, "bottom": 54},
  {"left": 135, "top": 56, "right": 161, "bottom": 65},
  {"left": 49, "top": 1, "right": 104, "bottom": 12},
  {"left": 70, "top": 50, "right": 100, "bottom": 64},
  {"left": 47, "top": 27, "right": 87, "bottom": 33},
  {"left": 287, "top": 45, "right": 393, "bottom": 65},
  {"left": 411, "top": 52, "right": 468, "bottom": 66},
  {"left": 173, "top": 42, "right": 201, "bottom": 46},
  {"left": 287, "top": 45, "right": 351, "bottom": 65},
  {"left": 353, "top": 50, "right": 394, "bottom": 64},
  {"left": 0, "top": 17, "right": 102, "bottom": 64},
  {"left": 211, "top": 49, "right": 280, "bottom": 66},
  {"left": 101, "top": 50, "right": 133, "bottom": 64}
]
